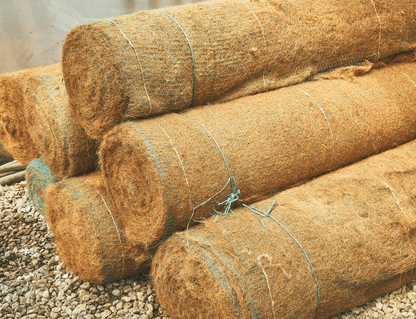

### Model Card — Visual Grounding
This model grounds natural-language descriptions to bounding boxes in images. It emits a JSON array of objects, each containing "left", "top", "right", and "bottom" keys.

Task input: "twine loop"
[
  {"left": 181, "top": 114, "right": 241, "bottom": 216},
  {"left": 155, "top": 11, "right": 196, "bottom": 107},
  {"left": 100, "top": 194, "right": 125, "bottom": 279},
  {"left": 213, "top": 178, "right": 240, "bottom": 216},
  {"left": 181, "top": 113, "right": 241, "bottom": 255},
  {"left": 243, "top": 200, "right": 320, "bottom": 318}
]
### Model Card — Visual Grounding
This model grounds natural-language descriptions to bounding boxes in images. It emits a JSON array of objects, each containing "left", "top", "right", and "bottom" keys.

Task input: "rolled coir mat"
[
  {"left": 24, "top": 64, "right": 98, "bottom": 179},
  {"left": 63, "top": 0, "right": 416, "bottom": 138},
  {"left": 151, "top": 139, "right": 416, "bottom": 319},
  {"left": 26, "top": 158, "right": 59, "bottom": 215},
  {"left": 46, "top": 172, "right": 147, "bottom": 284},
  {"left": 100, "top": 61, "right": 416, "bottom": 256},
  {"left": 0, "top": 67, "right": 43, "bottom": 164}
]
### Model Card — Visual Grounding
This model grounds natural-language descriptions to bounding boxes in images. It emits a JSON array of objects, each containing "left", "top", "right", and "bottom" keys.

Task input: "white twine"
[
  {"left": 101, "top": 194, "right": 125, "bottom": 278},
  {"left": 257, "top": 254, "right": 276, "bottom": 319},
  {"left": 238, "top": 0, "right": 267, "bottom": 88},
  {"left": 384, "top": 182, "right": 407, "bottom": 217},
  {"left": 369, "top": 0, "right": 382, "bottom": 61},
  {"left": 107, "top": 19, "right": 152, "bottom": 113},
  {"left": 153, "top": 118, "right": 239, "bottom": 255},
  {"left": 393, "top": 67, "right": 416, "bottom": 88},
  {"left": 154, "top": 120, "right": 193, "bottom": 212},
  {"left": 296, "top": 87, "right": 335, "bottom": 147}
]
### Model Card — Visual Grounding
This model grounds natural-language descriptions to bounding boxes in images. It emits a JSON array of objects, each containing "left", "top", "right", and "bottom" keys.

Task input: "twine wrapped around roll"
[
  {"left": 152, "top": 139, "right": 416, "bottom": 319},
  {"left": 100, "top": 61, "right": 416, "bottom": 256},
  {"left": 24, "top": 64, "right": 98, "bottom": 179},
  {"left": 46, "top": 172, "right": 146, "bottom": 283},
  {"left": 26, "top": 158, "right": 59, "bottom": 215},
  {"left": 63, "top": 0, "right": 416, "bottom": 138},
  {"left": 0, "top": 68, "right": 42, "bottom": 164}
]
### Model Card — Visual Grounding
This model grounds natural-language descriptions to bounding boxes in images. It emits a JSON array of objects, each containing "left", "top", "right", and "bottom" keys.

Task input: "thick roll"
[
  {"left": 63, "top": 0, "right": 416, "bottom": 138},
  {"left": 100, "top": 62, "right": 416, "bottom": 253},
  {"left": 152, "top": 140, "right": 416, "bottom": 319},
  {"left": 46, "top": 172, "right": 147, "bottom": 283},
  {"left": 24, "top": 64, "right": 98, "bottom": 178},
  {"left": 26, "top": 159, "right": 59, "bottom": 215},
  {"left": 0, "top": 68, "right": 42, "bottom": 164}
]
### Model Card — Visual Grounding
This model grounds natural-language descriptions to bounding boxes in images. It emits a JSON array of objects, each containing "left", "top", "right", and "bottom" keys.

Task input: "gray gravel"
[
  {"left": 0, "top": 182, "right": 169, "bottom": 319},
  {"left": 0, "top": 181, "right": 416, "bottom": 319}
]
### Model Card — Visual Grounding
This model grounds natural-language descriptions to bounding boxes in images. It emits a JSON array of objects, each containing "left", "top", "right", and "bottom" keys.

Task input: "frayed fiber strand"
[
  {"left": 63, "top": 0, "right": 416, "bottom": 138},
  {"left": 100, "top": 61, "right": 416, "bottom": 258},
  {"left": 152, "top": 139, "right": 416, "bottom": 319}
]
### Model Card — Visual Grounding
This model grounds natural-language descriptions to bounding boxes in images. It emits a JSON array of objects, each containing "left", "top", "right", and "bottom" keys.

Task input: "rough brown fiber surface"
[
  {"left": 24, "top": 64, "right": 98, "bottom": 179},
  {"left": 0, "top": 68, "right": 41, "bottom": 164},
  {"left": 152, "top": 139, "right": 416, "bottom": 319},
  {"left": 26, "top": 158, "right": 59, "bottom": 216},
  {"left": 100, "top": 61, "right": 416, "bottom": 255},
  {"left": 63, "top": 0, "right": 416, "bottom": 138},
  {"left": 46, "top": 172, "right": 147, "bottom": 284}
]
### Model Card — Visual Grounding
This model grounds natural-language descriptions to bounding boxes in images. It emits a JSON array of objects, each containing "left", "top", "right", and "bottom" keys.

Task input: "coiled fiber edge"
[
  {"left": 0, "top": 68, "right": 42, "bottom": 164},
  {"left": 26, "top": 158, "right": 59, "bottom": 215},
  {"left": 46, "top": 172, "right": 147, "bottom": 283},
  {"left": 100, "top": 61, "right": 416, "bottom": 255},
  {"left": 24, "top": 64, "right": 98, "bottom": 178},
  {"left": 152, "top": 140, "right": 416, "bottom": 319}
]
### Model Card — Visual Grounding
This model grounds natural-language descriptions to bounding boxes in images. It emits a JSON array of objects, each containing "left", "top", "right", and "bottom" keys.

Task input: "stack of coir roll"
[{"left": 2, "top": 0, "right": 416, "bottom": 317}]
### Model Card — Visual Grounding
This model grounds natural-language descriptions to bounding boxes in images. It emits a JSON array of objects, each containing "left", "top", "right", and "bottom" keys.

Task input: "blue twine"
[
  {"left": 154, "top": 11, "right": 196, "bottom": 107},
  {"left": 180, "top": 113, "right": 240, "bottom": 256},
  {"left": 243, "top": 200, "right": 320, "bottom": 318},
  {"left": 26, "top": 158, "right": 60, "bottom": 215},
  {"left": 181, "top": 113, "right": 240, "bottom": 215}
]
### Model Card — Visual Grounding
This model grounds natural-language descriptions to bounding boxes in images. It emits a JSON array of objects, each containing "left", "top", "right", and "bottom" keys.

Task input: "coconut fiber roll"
[
  {"left": 26, "top": 158, "right": 59, "bottom": 215},
  {"left": 100, "top": 61, "right": 416, "bottom": 254},
  {"left": 0, "top": 67, "right": 42, "bottom": 164},
  {"left": 24, "top": 64, "right": 98, "bottom": 179},
  {"left": 152, "top": 139, "right": 416, "bottom": 319},
  {"left": 63, "top": 0, "right": 416, "bottom": 139},
  {"left": 46, "top": 172, "right": 146, "bottom": 284}
]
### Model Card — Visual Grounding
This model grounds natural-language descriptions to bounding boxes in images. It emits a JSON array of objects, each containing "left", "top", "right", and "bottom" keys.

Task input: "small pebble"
[
  {"left": 0, "top": 183, "right": 168, "bottom": 319},
  {"left": 1, "top": 179, "right": 416, "bottom": 319}
]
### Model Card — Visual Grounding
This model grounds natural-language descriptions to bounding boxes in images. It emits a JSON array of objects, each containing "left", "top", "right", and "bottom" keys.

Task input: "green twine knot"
[
  {"left": 180, "top": 113, "right": 241, "bottom": 216},
  {"left": 243, "top": 200, "right": 320, "bottom": 317},
  {"left": 213, "top": 178, "right": 240, "bottom": 216},
  {"left": 243, "top": 200, "right": 277, "bottom": 227}
]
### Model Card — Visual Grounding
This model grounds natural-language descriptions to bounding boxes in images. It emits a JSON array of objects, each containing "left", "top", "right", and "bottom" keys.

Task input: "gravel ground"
[{"left": 1, "top": 182, "right": 416, "bottom": 319}]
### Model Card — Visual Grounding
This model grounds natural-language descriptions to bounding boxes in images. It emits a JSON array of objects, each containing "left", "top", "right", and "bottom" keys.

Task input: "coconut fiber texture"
[
  {"left": 46, "top": 172, "right": 146, "bottom": 284},
  {"left": 100, "top": 61, "right": 416, "bottom": 258},
  {"left": 62, "top": 0, "right": 416, "bottom": 139},
  {"left": 26, "top": 158, "right": 59, "bottom": 216},
  {"left": 151, "top": 139, "right": 416, "bottom": 319},
  {"left": 24, "top": 64, "right": 98, "bottom": 179},
  {"left": 0, "top": 67, "right": 42, "bottom": 164}
]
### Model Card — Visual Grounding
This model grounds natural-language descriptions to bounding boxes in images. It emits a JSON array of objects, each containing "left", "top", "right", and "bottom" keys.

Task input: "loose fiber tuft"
[
  {"left": 152, "top": 139, "right": 416, "bottom": 318},
  {"left": 63, "top": 0, "right": 416, "bottom": 138},
  {"left": 100, "top": 62, "right": 416, "bottom": 255}
]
